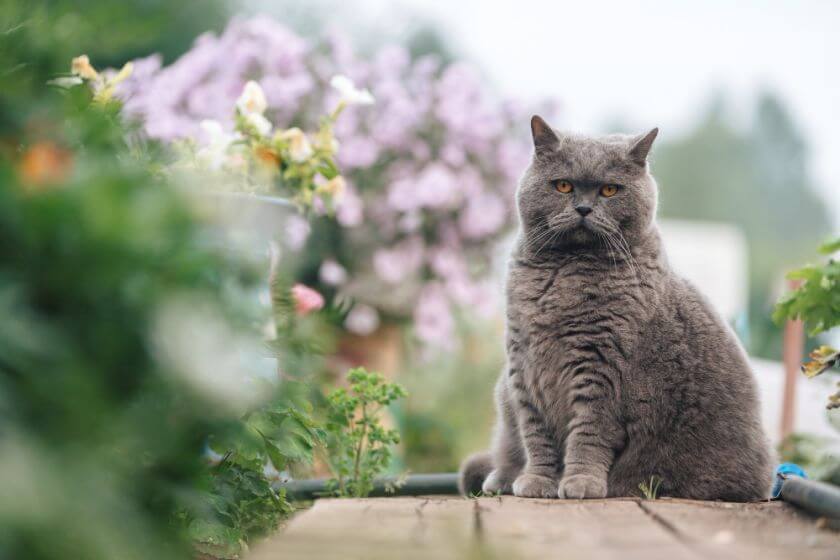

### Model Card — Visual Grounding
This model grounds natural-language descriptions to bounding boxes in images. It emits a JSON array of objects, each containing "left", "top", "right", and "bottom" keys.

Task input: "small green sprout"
[{"left": 638, "top": 475, "right": 663, "bottom": 500}]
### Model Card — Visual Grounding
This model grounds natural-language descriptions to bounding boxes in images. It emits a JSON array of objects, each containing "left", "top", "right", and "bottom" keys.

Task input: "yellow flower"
[
  {"left": 71, "top": 55, "right": 99, "bottom": 81},
  {"left": 278, "top": 128, "right": 314, "bottom": 163}
]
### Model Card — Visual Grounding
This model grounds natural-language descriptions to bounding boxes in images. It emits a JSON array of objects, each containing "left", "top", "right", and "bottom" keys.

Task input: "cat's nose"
[{"left": 575, "top": 205, "right": 592, "bottom": 217}]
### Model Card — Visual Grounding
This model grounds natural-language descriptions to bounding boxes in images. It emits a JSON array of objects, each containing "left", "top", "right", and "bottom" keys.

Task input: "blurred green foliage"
[
  {"left": 654, "top": 92, "right": 831, "bottom": 359},
  {"left": 1, "top": 0, "right": 229, "bottom": 136},
  {"left": 779, "top": 433, "right": 840, "bottom": 486},
  {"left": 0, "top": 84, "right": 261, "bottom": 559},
  {"left": 398, "top": 319, "right": 505, "bottom": 472},
  {"left": 0, "top": 5, "right": 338, "bottom": 558}
]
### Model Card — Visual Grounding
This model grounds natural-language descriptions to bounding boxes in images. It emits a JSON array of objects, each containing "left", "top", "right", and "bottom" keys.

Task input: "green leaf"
[{"left": 818, "top": 237, "right": 840, "bottom": 255}]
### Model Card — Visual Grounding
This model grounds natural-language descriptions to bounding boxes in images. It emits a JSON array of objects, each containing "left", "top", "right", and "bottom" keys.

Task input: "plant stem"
[{"left": 352, "top": 403, "right": 368, "bottom": 497}]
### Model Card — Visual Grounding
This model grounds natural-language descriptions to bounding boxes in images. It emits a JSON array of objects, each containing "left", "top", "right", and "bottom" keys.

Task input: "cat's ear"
[
  {"left": 530, "top": 115, "right": 560, "bottom": 153},
  {"left": 628, "top": 128, "right": 659, "bottom": 166}
]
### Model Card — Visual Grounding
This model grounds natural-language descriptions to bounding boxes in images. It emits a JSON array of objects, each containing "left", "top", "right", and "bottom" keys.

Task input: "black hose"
[
  {"left": 780, "top": 476, "right": 840, "bottom": 519},
  {"left": 277, "top": 473, "right": 460, "bottom": 500}
]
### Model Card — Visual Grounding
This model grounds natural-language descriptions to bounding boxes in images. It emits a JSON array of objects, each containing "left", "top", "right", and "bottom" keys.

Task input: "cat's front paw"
[
  {"left": 512, "top": 473, "right": 558, "bottom": 498},
  {"left": 558, "top": 474, "right": 607, "bottom": 499},
  {"left": 482, "top": 469, "right": 515, "bottom": 495}
]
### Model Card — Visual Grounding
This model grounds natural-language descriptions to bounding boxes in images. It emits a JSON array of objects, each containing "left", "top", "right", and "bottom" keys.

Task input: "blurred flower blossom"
[
  {"left": 278, "top": 127, "right": 314, "bottom": 162},
  {"left": 319, "top": 259, "right": 347, "bottom": 285},
  {"left": 245, "top": 112, "right": 272, "bottom": 136},
  {"left": 330, "top": 74, "right": 375, "bottom": 106},
  {"left": 197, "top": 119, "right": 238, "bottom": 170},
  {"left": 344, "top": 304, "right": 380, "bottom": 336},
  {"left": 414, "top": 284, "right": 455, "bottom": 347},
  {"left": 291, "top": 283, "right": 325, "bottom": 316},
  {"left": 284, "top": 215, "right": 311, "bottom": 250},
  {"left": 117, "top": 17, "right": 539, "bottom": 347},
  {"left": 71, "top": 55, "right": 99, "bottom": 80},
  {"left": 317, "top": 175, "right": 346, "bottom": 199},
  {"left": 236, "top": 80, "right": 268, "bottom": 115}
]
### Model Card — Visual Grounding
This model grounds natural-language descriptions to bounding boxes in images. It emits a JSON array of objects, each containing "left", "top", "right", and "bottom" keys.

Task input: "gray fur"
[{"left": 459, "top": 116, "right": 773, "bottom": 501}]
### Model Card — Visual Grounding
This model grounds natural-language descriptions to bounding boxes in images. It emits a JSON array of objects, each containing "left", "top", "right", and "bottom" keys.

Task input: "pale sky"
[{"left": 273, "top": 0, "right": 840, "bottom": 227}]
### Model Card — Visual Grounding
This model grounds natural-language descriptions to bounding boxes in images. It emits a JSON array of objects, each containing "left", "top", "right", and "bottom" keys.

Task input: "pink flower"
[
  {"left": 372, "top": 236, "right": 424, "bottom": 284},
  {"left": 459, "top": 191, "right": 507, "bottom": 239},
  {"left": 291, "top": 284, "right": 324, "bottom": 316},
  {"left": 413, "top": 284, "right": 454, "bottom": 348}
]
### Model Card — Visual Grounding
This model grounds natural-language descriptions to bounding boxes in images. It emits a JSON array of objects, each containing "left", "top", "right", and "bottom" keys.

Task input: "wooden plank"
[
  {"left": 249, "top": 497, "right": 476, "bottom": 560},
  {"left": 475, "top": 496, "right": 694, "bottom": 560},
  {"left": 249, "top": 496, "right": 840, "bottom": 560},
  {"left": 643, "top": 498, "right": 840, "bottom": 560}
]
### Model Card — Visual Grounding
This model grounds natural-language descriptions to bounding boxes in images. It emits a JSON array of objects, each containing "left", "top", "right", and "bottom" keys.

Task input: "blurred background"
[{"left": 2, "top": 1, "right": 839, "bottom": 556}]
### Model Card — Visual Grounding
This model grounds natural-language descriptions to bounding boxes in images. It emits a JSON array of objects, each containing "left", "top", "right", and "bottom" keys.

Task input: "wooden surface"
[{"left": 249, "top": 496, "right": 840, "bottom": 560}]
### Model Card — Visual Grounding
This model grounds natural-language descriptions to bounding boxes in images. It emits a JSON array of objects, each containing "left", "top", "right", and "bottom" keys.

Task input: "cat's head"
[{"left": 517, "top": 115, "right": 659, "bottom": 255}]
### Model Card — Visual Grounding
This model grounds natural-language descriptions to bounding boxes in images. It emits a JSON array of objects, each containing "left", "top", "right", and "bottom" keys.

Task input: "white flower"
[
  {"left": 245, "top": 112, "right": 272, "bottom": 136},
  {"left": 279, "top": 127, "right": 314, "bottom": 162},
  {"left": 319, "top": 259, "right": 347, "bottom": 285},
  {"left": 236, "top": 80, "right": 267, "bottom": 115},
  {"left": 330, "top": 74, "right": 375, "bottom": 106},
  {"left": 197, "top": 120, "right": 238, "bottom": 170},
  {"left": 344, "top": 304, "right": 380, "bottom": 335}
]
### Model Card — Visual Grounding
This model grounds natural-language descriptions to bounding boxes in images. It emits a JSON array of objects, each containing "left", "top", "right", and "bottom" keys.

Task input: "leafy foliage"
[
  {"left": 0, "top": 30, "right": 333, "bottom": 560},
  {"left": 774, "top": 237, "right": 840, "bottom": 410},
  {"left": 774, "top": 238, "right": 840, "bottom": 336},
  {"left": 185, "top": 382, "right": 326, "bottom": 558},
  {"left": 324, "top": 368, "right": 407, "bottom": 497},
  {"left": 0, "top": 84, "right": 265, "bottom": 559}
]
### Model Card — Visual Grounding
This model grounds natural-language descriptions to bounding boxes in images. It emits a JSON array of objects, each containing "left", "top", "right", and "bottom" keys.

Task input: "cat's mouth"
[{"left": 577, "top": 216, "right": 598, "bottom": 233}]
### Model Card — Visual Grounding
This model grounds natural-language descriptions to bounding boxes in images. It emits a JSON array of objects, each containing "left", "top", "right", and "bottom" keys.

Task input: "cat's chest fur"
[{"left": 507, "top": 256, "right": 655, "bottom": 409}]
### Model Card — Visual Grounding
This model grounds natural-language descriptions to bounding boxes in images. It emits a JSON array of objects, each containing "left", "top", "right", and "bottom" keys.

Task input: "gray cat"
[{"left": 459, "top": 116, "right": 772, "bottom": 501}]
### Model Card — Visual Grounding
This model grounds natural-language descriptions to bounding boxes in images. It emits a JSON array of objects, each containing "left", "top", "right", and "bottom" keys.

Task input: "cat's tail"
[{"left": 458, "top": 451, "right": 493, "bottom": 495}]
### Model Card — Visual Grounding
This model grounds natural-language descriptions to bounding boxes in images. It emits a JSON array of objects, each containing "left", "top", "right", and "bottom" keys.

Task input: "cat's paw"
[
  {"left": 482, "top": 469, "right": 515, "bottom": 495},
  {"left": 512, "top": 473, "right": 558, "bottom": 498},
  {"left": 558, "top": 474, "right": 608, "bottom": 499}
]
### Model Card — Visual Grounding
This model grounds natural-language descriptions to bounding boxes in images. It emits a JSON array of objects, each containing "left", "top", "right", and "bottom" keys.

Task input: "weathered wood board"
[{"left": 249, "top": 496, "right": 840, "bottom": 560}]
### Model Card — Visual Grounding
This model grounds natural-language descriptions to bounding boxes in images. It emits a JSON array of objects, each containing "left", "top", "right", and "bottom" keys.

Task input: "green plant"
[
  {"left": 0, "top": 84, "right": 267, "bottom": 559},
  {"left": 0, "top": 38, "right": 332, "bottom": 560},
  {"left": 184, "top": 381, "right": 326, "bottom": 558},
  {"left": 638, "top": 476, "right": 663, "bottom": 500},
  {"left": 774, "top": 236, "right": 840, "bottom": 409},
  {"left": 324, "top": 368, "right": 407, "bottom": 497}
]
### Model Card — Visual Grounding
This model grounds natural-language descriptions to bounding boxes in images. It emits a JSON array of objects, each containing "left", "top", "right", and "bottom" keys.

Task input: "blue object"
[{"left": 772, "top": 462, "right": 807, "bottom": 498}]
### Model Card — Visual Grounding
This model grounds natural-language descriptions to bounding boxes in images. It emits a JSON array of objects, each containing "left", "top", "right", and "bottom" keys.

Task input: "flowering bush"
[{"left": 115, "top": 16, "right": 538, "bottom": 346}]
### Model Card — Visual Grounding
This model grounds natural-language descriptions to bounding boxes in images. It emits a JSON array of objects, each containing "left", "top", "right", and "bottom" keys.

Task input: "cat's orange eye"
[
  {"left": 555, "top": 180, "right": 573, "bottom": 194},
  {"left": 600, "top": 184, "right": 619, "bottom": 197}
]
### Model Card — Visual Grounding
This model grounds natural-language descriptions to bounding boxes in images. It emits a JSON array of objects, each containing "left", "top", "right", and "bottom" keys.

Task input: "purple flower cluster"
[{"left": 117, "top": 16, "right": 538, "bottom": 346}]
